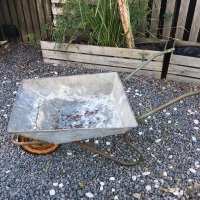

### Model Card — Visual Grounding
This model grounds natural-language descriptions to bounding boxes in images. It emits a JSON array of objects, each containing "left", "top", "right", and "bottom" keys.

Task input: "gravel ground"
[{"left": 0, "top": 43, "right": 199, "bottom": 200}]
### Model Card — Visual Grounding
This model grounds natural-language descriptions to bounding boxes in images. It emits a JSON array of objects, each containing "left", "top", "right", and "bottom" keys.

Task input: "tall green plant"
[{"left": 45, "top": 0, "right": 150, "bottom": 48}]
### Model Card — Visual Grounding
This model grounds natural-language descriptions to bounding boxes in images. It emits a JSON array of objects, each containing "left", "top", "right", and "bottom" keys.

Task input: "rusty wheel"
[{"left": 18, "top": 135, "right": 60, "bottom": 155}]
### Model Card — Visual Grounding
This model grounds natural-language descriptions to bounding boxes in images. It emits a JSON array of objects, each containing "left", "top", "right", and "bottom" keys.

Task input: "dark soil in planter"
[
  {"left": 136, "top": 42, "right": 200, "bottom": 58},
  {"left": 174, "top": 46, "right": 200, "bottom": 58}
]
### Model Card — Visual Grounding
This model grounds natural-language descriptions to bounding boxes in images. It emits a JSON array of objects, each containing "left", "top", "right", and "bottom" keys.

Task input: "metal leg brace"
[{"left": 74, "top": 132, "right": 144, "bottom": 166}]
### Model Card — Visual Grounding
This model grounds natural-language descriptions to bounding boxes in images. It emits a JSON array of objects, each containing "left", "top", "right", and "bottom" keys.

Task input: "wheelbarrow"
[{"left": 8, "top": 72, "right": 199, "bottom": 166}]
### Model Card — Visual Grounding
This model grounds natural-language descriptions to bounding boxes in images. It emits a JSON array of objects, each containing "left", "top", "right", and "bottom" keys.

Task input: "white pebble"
[
  {"left": 192, "top": 136, "right": 197, "bottom": 142},
  {"left": 148, "top": 116, "right": 151, "bottom": 119},
  {"left": 151, "top": 154, "right": 155, "bottom": 158},
  {"left": 166, "top": 112, "right": 171, "bottom": 115},
  {"left": 100, "top": 186, "right": 103, "bottom": 191},
  {"left": 54, "top": 71, "right": 58, "bottom": 75},
  {"left": 149, "top": 126, "right": 153, "bottom": 131},
  {"left": 193, "top": 127, "right": 199, "bottom": 130},
  {"left": 100, "top": 182, "right": 105, "bottom": 186},
  {"left": 114, "top": 196, "right": 119, "bottom": 200},
  {"left": 59, "top": 183, "right": 63, "bottom": 188},
  {"left": 173, "top": 191, "right": 179, "bottom": 196},
  {"left": 163, "top": 109, "right": 166, "bottom": 113},
  {"left": 138, "top": 132, "right": 143, "bottom": 135},
  {"left": 135, "top": 89, "right": 139, "bottom": 92},
  {"left": 3, "top": 114, "right": 8, "bottom": 119},
  {"left": 86, "top": 192, "right": 94, "bottom": 198},
  {"left": 111, "top": 188, "right": 115, "bottom": 192},
  {"left": 53, "top": 183, "right": 58, "bottom": 186},
  {"left": 194, "top": 120, "right": 199, "bottom": 124},
  {"left": 195, "top": 161, "right": 199, "bottom": 165},
  {"left": 142, "top": 172, "right": 150, "bottom": 176},
  {"left": 67, "top": 150, "right": 72, "bottom": 156},
  {"left": 132, "top": 175, "right": 137, "bottom": 181},
  {"left": 139, "top": 103, "right": 142, "bottom": 106},
  {"left": 94, "top": 140, "right": 99, "bottom": 144},
  {"left": 49, "top": 189, "right": 55, "bottom": 196},
  {"left": 168, "top": 120, "right": 172, "bottom": 124},
  {"left": 180, "top": 100, "right": 183, "bottom": 103},
  {"left": 162, "top": 87, "right": 165, "bottom": 90},
  {"left": 180, "top": 190, "right": 184, "bottom": 196},
  {"left": 106, "top": 141, "right": 111, "bottom": 145},
  {"left": 163, "top": 172, "right": 167, "bottom": 177},
  {"left": 135, "top": 93, "right": 139, "bottom": 96},
  {"left": 189, "top": 168, "right": 196, "bottom": 173},
  {"left": 196, "top": 148, "right": 200, "bottom": 151},
  {"left": 155, "top": 139, "right": 161, "bottom": 143},
  {"left": 188, "top": 109, "right": 191, "bottom": 112},
  {"left": 154, "top": 185, "right": 159, "bottom": 188},
  {"left": 133, "top": 193, "right": 141, "bottom": 199},
  {"left": 169, "top": 166, "right": 173, "bottom": 169},
  {"left": 85, "top": 139, "right": 89, "bottom": 142},
  {"left": 147, "top": 147, "right": 150, "bottom": 150},
  {"left": 168, "top": 155, "right": 173, "bottom": 159},
  {"left": 173, "top": 107, "right": 177, "bottom": 111},
  {"left": 188, "top": 179, "right": 193, "bottom": 183},
  {"left": 109, "top": 177, "right": 115, "bottom": 181},
  {"left": 6, "top": 170, "right": 11, "bottom": 173},
  {"left": 13, "top": 91, "right": 17, "bottom": 94},
  {"left": 146, "top": 185, "right": 151, "bottom": 191}
]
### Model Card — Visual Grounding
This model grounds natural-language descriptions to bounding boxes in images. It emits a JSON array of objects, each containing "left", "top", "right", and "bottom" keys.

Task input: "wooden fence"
[
  {"left": 0, "top": 0, "right": 52, "bottom": 43},
  {"left": 0, "top": 0, "right": 200, "bottom": 44},
  {"left": 51, "top": 0, "right": 200, "bottom": 43}
]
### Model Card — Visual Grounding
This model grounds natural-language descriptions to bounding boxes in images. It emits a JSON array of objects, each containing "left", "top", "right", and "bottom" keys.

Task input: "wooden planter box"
[
  {"left": 167, "top": 53, "right": 200, "bottom": 84},
  {"left": 41, "top": 41, "right": 164, "bottom": 79}
]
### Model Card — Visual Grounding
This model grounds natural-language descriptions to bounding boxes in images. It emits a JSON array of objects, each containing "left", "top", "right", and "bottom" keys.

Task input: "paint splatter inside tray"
[{"left": 56, "top": 96, "right": 122, "bottom": 129}]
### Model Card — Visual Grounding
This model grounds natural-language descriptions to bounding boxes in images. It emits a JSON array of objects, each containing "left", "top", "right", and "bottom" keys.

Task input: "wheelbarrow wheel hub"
[{"left": 18, "top": 136, "right": 60, "bottom": 155}]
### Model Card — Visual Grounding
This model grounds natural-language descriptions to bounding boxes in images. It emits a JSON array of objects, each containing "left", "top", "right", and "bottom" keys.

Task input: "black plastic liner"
[
  {"left": 174, "top": 46, "right": 200, "bottom": 58},
  {"left": 136, "top": 42, "right": 200, "bottom": 58}
]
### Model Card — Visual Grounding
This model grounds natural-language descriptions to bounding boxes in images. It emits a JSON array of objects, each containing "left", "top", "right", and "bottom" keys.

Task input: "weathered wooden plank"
[
  {"left": 42, "top": 50, "right": 163, "bottom": 71},
  {"left": 7, "top": 0, "right": 22, "bottom": 41},
  {"left": 21, "top": 0, "right": 34, "bottom": 36},
  {"left": 0, "top": 2, "right": 6, "bottom": 39},
  {"left": 168, "top": 64, "right": 200, "bottom": 78},
  {"left": 51, "top": 0, "right": 97, "bottom": 4},
  {"left": 36, "top": 0, "right": 47, "bottom": 38},
  {"left": 40, "top": 41, "right": 164, "bottom": 61},
  {"left": 162, "top": 0, "right": 176, "bottom": 39},
  {"left": 175, "top": 0, "right": 190, "bottom": 40},
  {"left": 170, "top": 54, "right": 200, "bottom": 68},
  {"left": 28, "top": 0, "right": 41, "bottom": 43},
  {"left": 166, "top": 74, "right": 200, "bottom": 84},
  {"left": 52, "top": 7, "right": 63, "bottom": 15},
  {"left": 189, "top": 0, "right": 200, "bottom": 42},
  {"left": 0, "top": 0, "right": 12, "bottom": 24},
  {"left": 51, "top": 0, "right": 66, "bottom": 3},
  {"left": 137, "top": 0, "right": 149, "bottom": 34},
  {"left": 43, "top": 0, "right": 53, "bottom": 24},
  {"left": 150, "top": 0, "right": 162, "bottom": 38},
  {"left": 43, "top": 58, "right": 161, "bottom": 79},
  {"left": 15, "top": 0, "right": 28, "bottom": 42}
]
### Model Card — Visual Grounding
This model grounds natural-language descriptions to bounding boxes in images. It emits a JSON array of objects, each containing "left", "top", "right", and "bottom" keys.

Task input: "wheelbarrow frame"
[{"left": 11, "top": 90, "right": 199, "bottom": 166}]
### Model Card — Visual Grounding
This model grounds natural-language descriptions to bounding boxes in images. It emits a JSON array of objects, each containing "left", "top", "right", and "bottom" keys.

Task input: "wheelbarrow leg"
[{"left": 74, "top": 132, "right": 144, "bottom": 166}]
